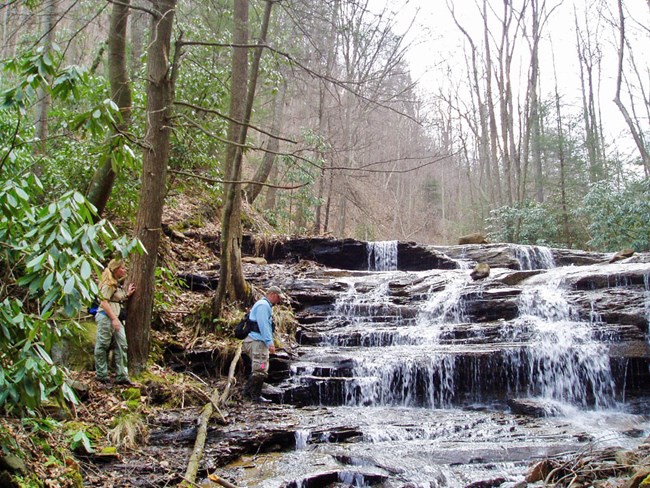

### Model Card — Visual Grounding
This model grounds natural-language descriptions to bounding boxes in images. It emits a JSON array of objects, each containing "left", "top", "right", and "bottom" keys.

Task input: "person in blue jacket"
[{"left": 242, "top": 285, "right": 285, "bottom": 402}]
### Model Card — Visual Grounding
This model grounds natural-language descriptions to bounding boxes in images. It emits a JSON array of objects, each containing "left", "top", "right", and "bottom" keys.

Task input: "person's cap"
[{"left": 267, "top": 285, "right": 287, "bottom": 301}]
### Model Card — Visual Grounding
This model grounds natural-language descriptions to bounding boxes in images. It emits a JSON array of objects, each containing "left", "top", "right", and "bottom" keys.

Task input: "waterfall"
[
  {"left": 418, "top": 273, "right": 469, "bottom": 325},
  {"left": 249, "top": 256, "right": 650, "bottom": 488},
  {"left": 513, "top": 244, "right": 556, "bottom": 270},
  {"left": 510, "top": 278, "right": 616, "bottom": 408},
  {"left": 367, "top": 240, "right": 398, "bottom": 271},
  {"left": 294, "top": 429, "right": 310, "bottom": 450},
  {"left": 645, "top": 273, "right": 650, "bottom": 340}
]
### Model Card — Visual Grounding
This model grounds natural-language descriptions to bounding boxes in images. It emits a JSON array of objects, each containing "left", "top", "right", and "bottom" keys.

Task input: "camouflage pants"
[{"left": 94, "top": 312, "right": 129, "bottom": 381}]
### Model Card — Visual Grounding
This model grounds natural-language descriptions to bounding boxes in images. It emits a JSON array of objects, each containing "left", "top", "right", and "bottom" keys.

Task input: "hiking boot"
[
  {"left": 96, "top": 376, "right": 111, "bottom": 384},
  {"left": 114, "top": 377, "right": 134, "bottom": 386},
  {"left": 243, "top": 374, "right": 265, "bottom": 402}
]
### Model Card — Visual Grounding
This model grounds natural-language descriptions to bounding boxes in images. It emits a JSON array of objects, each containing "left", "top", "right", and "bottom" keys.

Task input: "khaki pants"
[
  {"left": 242, "top": 338, "right": 269, "bottom": 379},
  {"left": 94, "top": 312, "right": 129, "bottom": 381}
]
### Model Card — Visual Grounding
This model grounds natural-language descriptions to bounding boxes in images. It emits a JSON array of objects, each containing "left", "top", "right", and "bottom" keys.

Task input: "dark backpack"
[
  {"left": 234, "top": 313, "right": 260, "bottom": 339},
  {"left": 234, "top": 313, "right": 252, "bottom": 339}
]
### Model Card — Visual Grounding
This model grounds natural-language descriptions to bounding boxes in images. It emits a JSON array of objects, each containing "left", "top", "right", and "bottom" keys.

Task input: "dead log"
[{"left": 181, "top": 344, "right": 243, "bottom": 487}]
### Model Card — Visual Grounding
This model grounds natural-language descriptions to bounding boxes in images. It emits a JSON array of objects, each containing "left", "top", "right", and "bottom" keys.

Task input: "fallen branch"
[
  {"left": 181, "top": 344, "right": 243, "bottom": 487},
  {"left": 181, "top": 393, "right": 216, "bottom": 486},
  {"left": 208, "top": 473, "right": 239, "bottom": 488},
  {"left": 220, "top": 342, "right": 243, "bottom": 404}
]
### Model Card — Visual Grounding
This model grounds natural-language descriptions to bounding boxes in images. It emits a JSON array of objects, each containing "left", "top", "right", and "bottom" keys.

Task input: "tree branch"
[
  {"left": 106, "top": 0, "right": 157, "bottom": 17},
  {"left": 176, "top": 40, "right": 423, "bottom": 125},
  {"left": 174, "top": 100, "right": 297, "bottom": 144},
  {"left": 167, "top": 169, "right": 309, "bottom": 190}
]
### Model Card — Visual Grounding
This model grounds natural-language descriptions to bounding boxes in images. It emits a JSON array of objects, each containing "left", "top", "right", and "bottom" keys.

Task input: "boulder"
[
  {"left": 470, "top": 263, "right": 490, "bottom": 280},
  {"left": 507, "top": 398, "right": 562, "bottom": 417},
  {"left": 0, "top": 455, "right": 26, "bottom": 475},
  {"left": 458, "top": 233, "right": 488, "bottom": 245},
  {"left": 610, "top": 249, "right": 635, "bottom": 263}
]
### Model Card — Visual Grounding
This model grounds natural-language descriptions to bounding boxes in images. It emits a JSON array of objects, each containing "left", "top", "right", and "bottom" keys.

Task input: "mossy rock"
[{"left": 51, "top": 320, "right": 97, "bottom": 371}]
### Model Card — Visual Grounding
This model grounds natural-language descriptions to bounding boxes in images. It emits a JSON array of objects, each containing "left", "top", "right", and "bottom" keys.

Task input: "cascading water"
[
  {"left": 513, "top": 244, "right": 556, "bottom": 269},
  {"left": 366, "top": 240, "right": 398, "bottom": 271},
  {"left": 506, "top": 276, "right": 616, "bottom": 408},
  {"left": 223, "top": 252, "right": 650, "bottom": 488}
]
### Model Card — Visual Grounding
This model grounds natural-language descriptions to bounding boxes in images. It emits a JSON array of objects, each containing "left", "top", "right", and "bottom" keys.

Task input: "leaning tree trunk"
[
  {"left": 613, "top": 0, "right": 650, "bottom": 178},
  {"left": 243, "top": 76, "right": 286, "bottom": 204},
  {"left": 212, "top": 0, "right": 274, "bottom": 317},
  {"left": 126, "top": 0, "right": 176, "bottom": 374},
  {"left": 86, "top": 0, "right": 132, "bottom": 217}
]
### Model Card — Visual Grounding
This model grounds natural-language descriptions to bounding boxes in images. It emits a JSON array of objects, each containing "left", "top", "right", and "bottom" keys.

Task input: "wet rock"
[
  {"left": 470, "top": 263, "right": 490, "bottom": 280},
  {"left": 496, "top": 269, "right": 545, "bottom": 285},
  {"left": 610, "top": 249, "right": 636, "bottom": 263},
  {"left": 396, "top": 241, "right": 459, "bottom": 270},
  {"left": 526, "top": 459, "right": 556, "bottom": 482},
  {"left": 458, "top": 233, "right": 488, "bottom": 245},
  {"left": 507, "top": 399, "right": 562, "bottom": 417},
  {"left": 465, "top": 477, "right": 507, "bottom": 488},
  {"left": 551, "top": 248, "right": 610, "bottom": 266},
  {"left": 283, "top": 470, "right": 389, "bottom": 487}
]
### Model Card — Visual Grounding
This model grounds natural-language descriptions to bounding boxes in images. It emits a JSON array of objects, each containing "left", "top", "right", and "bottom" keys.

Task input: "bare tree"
[
  {"left": 212, "top": 0, "right": 275, "bottom": 317},
  {"left": 613, "top": 0, "right": 650, "bottom": 177},
  {"left": 575, "top": 5, "right": 605, "bottom": 182},
  {"left": 86, "top": 0, "right": 132, "bottom": 217}
]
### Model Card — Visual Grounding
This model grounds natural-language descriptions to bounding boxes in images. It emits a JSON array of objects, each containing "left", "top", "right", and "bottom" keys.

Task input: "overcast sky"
[{"left": 376, "top": 0, "right": 650, "bottom": 152}]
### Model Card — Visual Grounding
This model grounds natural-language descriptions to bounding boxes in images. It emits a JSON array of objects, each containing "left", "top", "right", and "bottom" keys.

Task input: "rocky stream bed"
[{"left": 85, "top": 236, "right": 650, "bottom": 488}]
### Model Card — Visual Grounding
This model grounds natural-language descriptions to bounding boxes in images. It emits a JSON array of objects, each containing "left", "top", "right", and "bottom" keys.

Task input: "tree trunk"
[
  {"left": 575, "top": 10, "right": 605, "bottom": 183},
  {"left": 482, "top": 0, "right": 502, "bottom": 206},
  {"left": 213, "top": 0, "right": 274, "bottom": 316},
  {"left": 34, "top": 0, "right": 56, "bottom": 157},
  {"left": 126, "top": 0, "right": 177, "bottom": 374},
  {"left": 130, "top": 0, "right": 148, "bottom": 73},
  {"left": 613, "top": 0, "right": 650, "bottom": 177},
  {"left": 264, "top": 163, "right": 279, "bottom": 211},
  {"left": 86, "top": 0, "right": 132, "bottom": 217},
  {"left": 528, "top": 0, "right": 543, "bottom": 203},
  {"left": 243, "top": 77, "right": 286, "bottom": 204},
  {"left": 554, "top": 63, "right": 571, "bottom": 248},
  {"left": 313, "top": 0, "right": 339, "bottom": 234}
]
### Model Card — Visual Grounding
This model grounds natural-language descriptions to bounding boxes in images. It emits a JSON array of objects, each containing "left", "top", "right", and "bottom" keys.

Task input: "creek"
[{"left": 209, "top": 241, "right": 650, "bottom": 487}]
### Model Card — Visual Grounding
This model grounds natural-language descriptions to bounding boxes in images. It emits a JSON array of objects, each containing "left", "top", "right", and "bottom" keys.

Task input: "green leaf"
[
  {"left": 80, "top": 260, "right": 91, "bottom": 280},
  {"left": 26, "top": 253, "right": 46, "bottom": 270},
  {"left": 43, "top": 273, "right": 54, "bottom": 291},
  {"left": 63, "top": 276, "right": 75, "bottom": 294}
]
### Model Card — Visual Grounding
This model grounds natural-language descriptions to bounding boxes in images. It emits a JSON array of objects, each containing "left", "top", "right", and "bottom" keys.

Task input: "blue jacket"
[{"left": 248, "top": 297, "right": 274, "bottom": 346}]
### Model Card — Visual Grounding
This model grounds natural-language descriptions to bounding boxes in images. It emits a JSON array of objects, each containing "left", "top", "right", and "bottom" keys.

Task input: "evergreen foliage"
[{"left": 0, "top": 47, "right": 143, "bottom": 414}]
